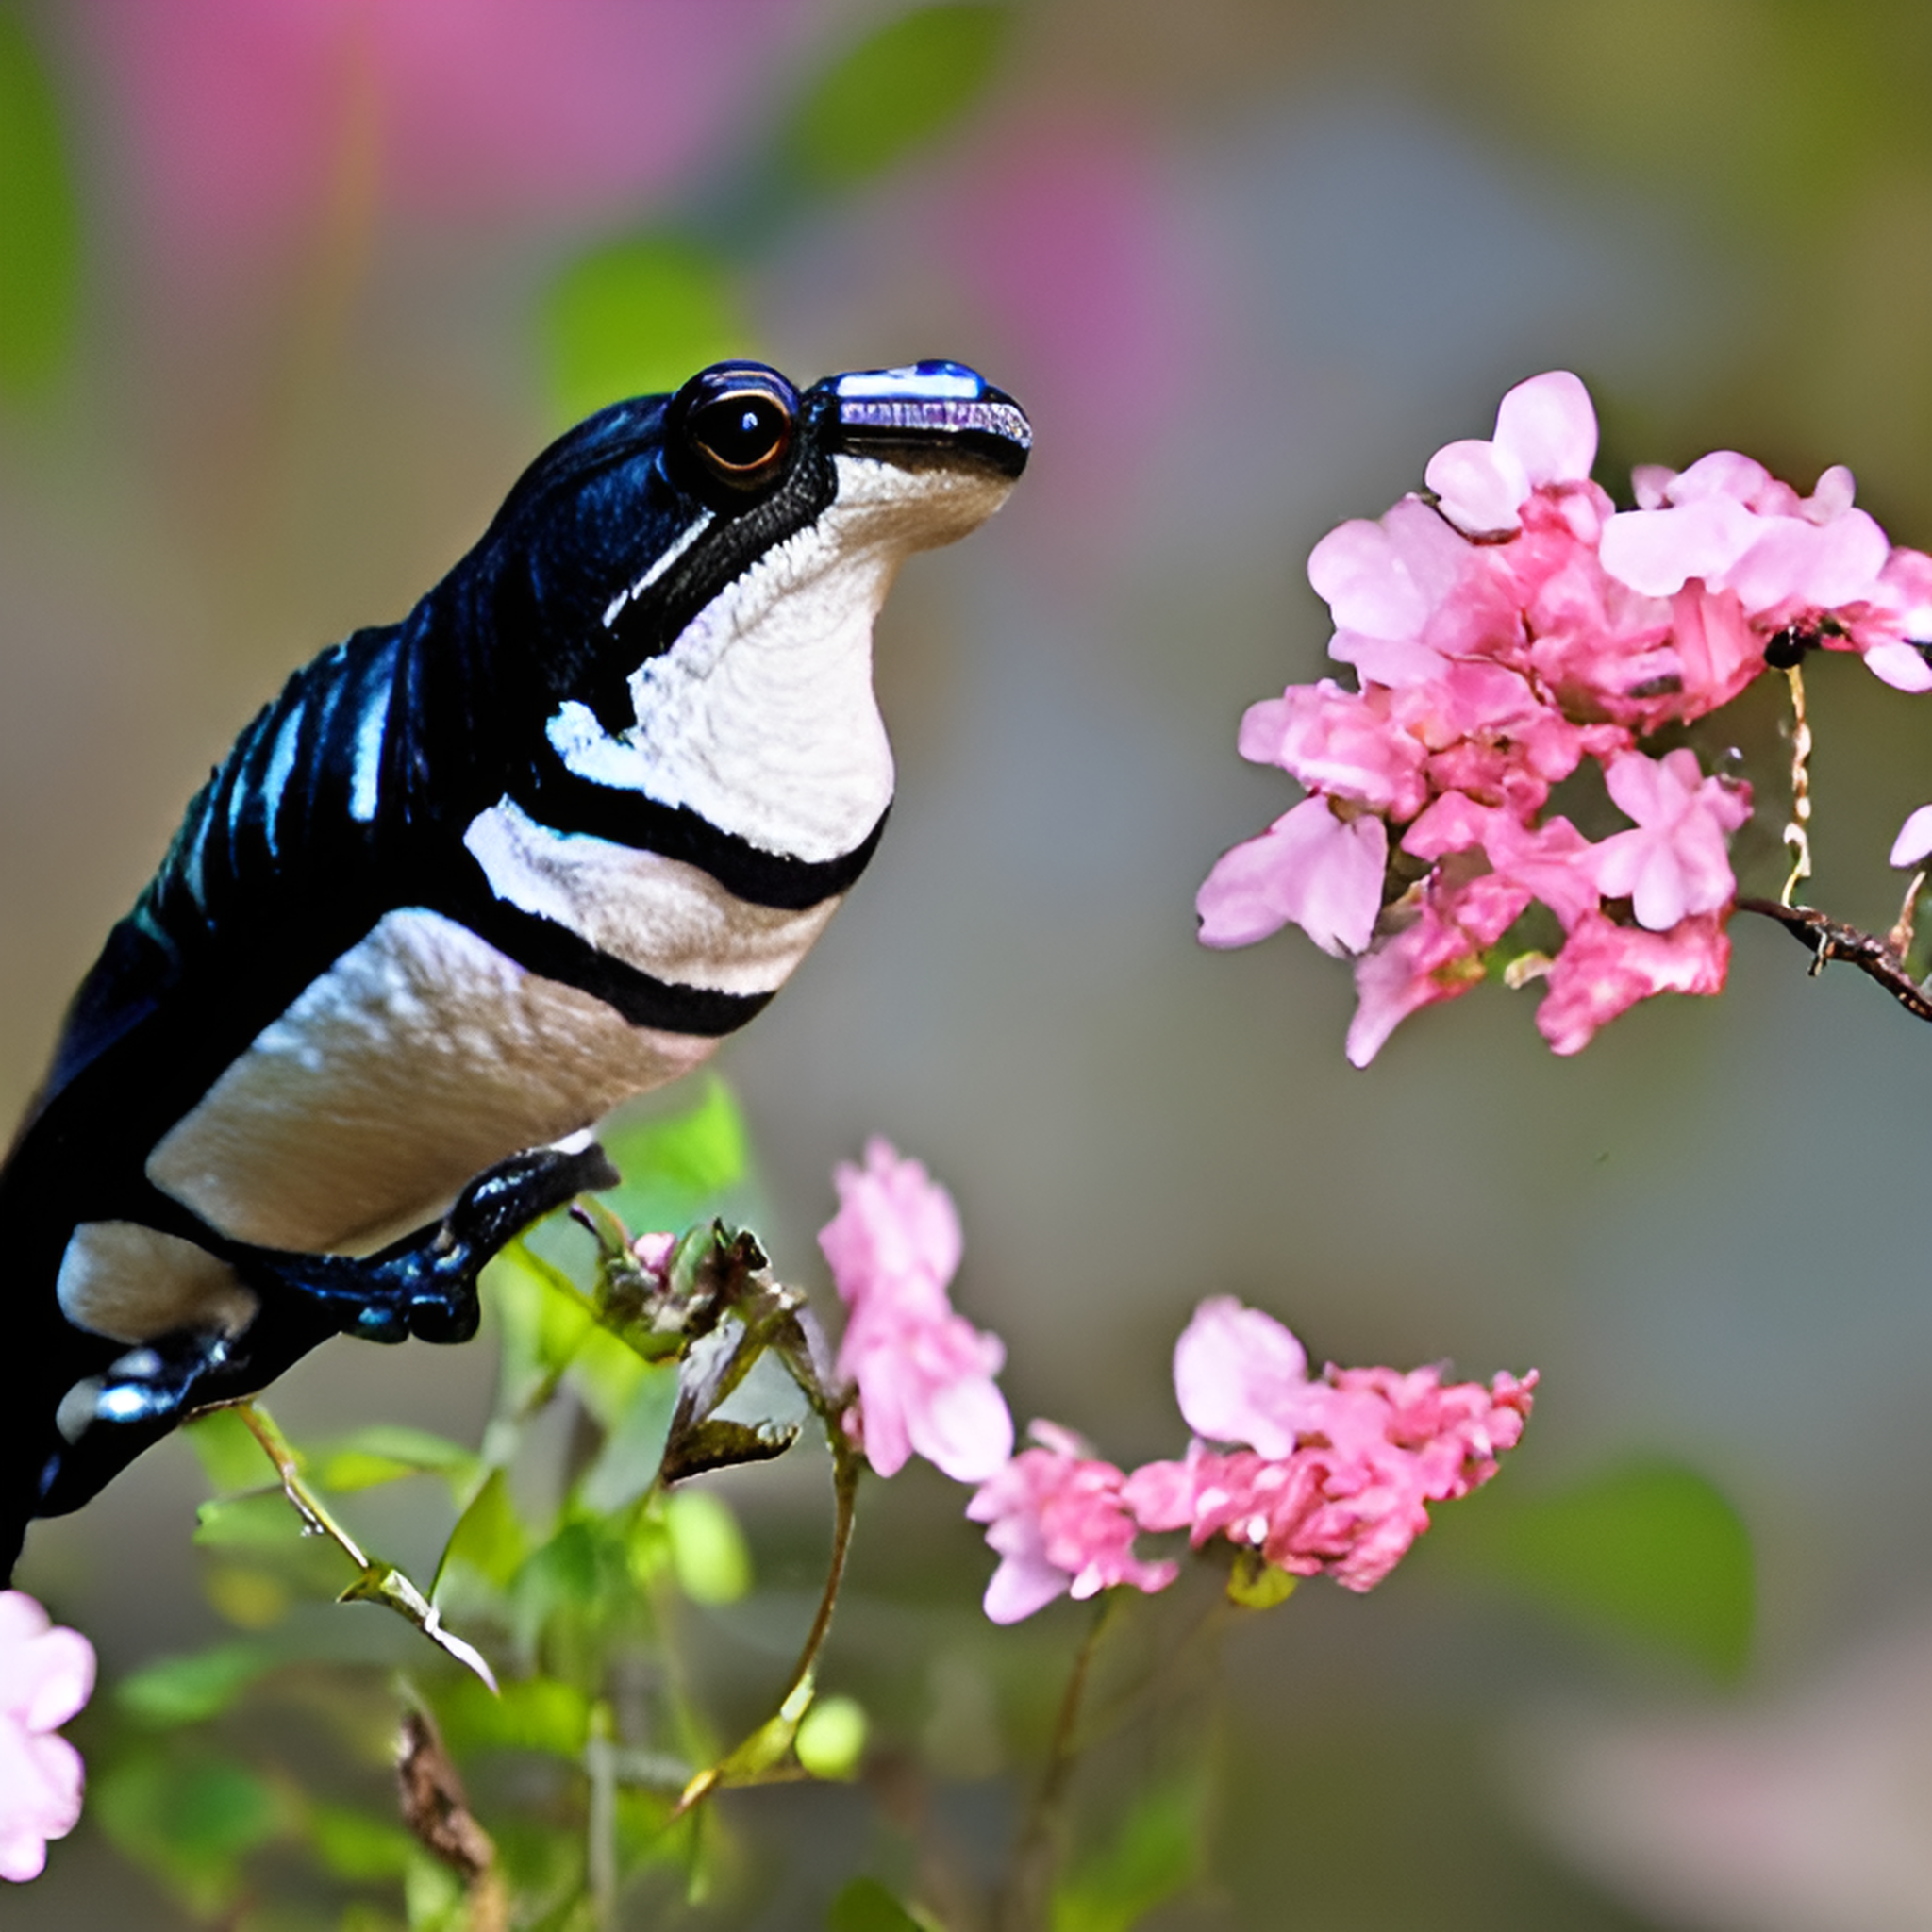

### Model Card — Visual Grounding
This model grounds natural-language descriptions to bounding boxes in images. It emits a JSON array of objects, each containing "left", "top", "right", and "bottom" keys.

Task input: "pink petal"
[
  {"left": 1491, "top": 371, "right": 1597, "bottom": 487},
  {"left": 1425, "top": 439, "right": 1527, "bottom": 537},
  {"left": 1890, "top": 806, "right": 1932, "bottom": 869},
  {"left": 1804, "top": 463, "right": 1857, "bottom": 523},
  {"left": 1196, "top": 800, "right": 1386, "bottom": 958},
  {"left": 908, "top": 1374, "right": 1015, "bottom": 1485},
  {"left": 1173, "top": 1297, "right": 1311, "bottom": 1457},
  {"left": 1599, "top": 498, "right": 1759, "bottom": 597},
  {"left": 1307, "top": 519, "right": 1432, "bottom": 638},
  {"left": 1632, "top": 464, "right": 1675, "bottom": 510},
  {"left": 983, "top": 1553, "right": 1071, "bottom": 1624},
  {"left": 1667, "top": 450, "right": 1774, "bottom": 507},
  {"left": 1861, "top": 641, "right": 1932, "bottom": 692}
]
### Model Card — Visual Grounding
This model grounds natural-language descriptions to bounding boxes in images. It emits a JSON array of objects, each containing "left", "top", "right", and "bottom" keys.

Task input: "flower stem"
[
  {"left": 1781, "top": 662, "right": 1814, "bottom": 907},
  {"left": 1000, "top": 1592, "right": 1120, "bottom": 1932},
  {"left": 670, "top": 1433, "right": 863, "bottom": 1817}
]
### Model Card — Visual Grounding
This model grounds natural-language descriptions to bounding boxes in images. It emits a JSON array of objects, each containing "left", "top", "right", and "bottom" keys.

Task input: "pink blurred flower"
[
  {"left": 1124, "top": 1300, "right": 1535, "bottom": 1593},
  {"left": 1591, "top": 749, "right": 1752, "bottom": 931},
  {"left": 1534, "top": 910, "right": 1730, "bottom": 1056},
  {"left": 820, "top": 1141, "right": 1012, "bottom": 1485},
  {"left": 75, "top": 0, "right": 814, "bottom": 263},
  {"left": 0, "top": 1592, "right": 93, "bottom": 1884},
  {"left": 966, "top": 1423, "right": 1178, "bottom": 1624},
  {"left": 1197, "top": 798, "right": 1387, "bottom": 956}
]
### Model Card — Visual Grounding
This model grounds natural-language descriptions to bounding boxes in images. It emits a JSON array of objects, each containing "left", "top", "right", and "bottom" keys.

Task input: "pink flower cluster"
[
  {"left": 814, "top": 1145, "right": 1533, "bottom": 1623},
  {"left": 0, "top": 1592, "right": 93, "bottom": 1883},
  {"left": 967, "top": 1299, "right": 1534, "bottom": 1620},
  {"left": 819, "top": 1140, "right": 1013, "bottom": 1485},
  {"left": 966, "top": 1424, "right": 1179, "bottom": 1624},
  {"left": 1198, "top": 371, "right": 1932, "bottom": 1060},
  {"left": 1124, "top": 1300, "right": 1536, "bottom": 1593}
]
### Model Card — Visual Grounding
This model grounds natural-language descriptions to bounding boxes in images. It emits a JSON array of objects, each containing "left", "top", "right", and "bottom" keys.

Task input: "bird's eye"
[{"left": 670, "top": 364, "right": 798, "bottom": 498}]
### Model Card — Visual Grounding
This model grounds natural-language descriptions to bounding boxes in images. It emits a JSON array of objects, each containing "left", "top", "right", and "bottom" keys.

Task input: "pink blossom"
[
  {"left": 1534, "top": 910, "right": 1730, "bottom": 1056},
  {"left": 1170, "top": 1297, "right": 1324, "bottom": 1458},
  {"left": 1124, "top": 1302, "right": 1535, "bottom": 1593},
  {"left": 1402, "top": 794, "right": 1601, "bottom": 931},
  {"left": 1196, "top": 799, "right": 1387, "bottom": 956},
  {"left": 1591, "top": 750, "right": 1751, "bottom": 931},
  {"left": 1238, "top": 680, "right": 1428, "bottom": 818},
  {"left": 1424, "top": 370, "right": 1597, "bottom": 538},
  {"left": 966, "top": 1424, "right": 1178, "bottom": 1624},
  {"left": 0, "top": 1593, "right": 93, "bottom": 1883},
  {"left": 1343, "top": 889, "right": 1492, "bottom": 1069},
  {"left": 820, "top": 1141, "right": 1012, "bottom": 1485}
]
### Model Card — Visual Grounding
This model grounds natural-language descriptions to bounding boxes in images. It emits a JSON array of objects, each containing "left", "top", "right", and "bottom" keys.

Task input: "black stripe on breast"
[
  {"left": 435, "top": 872, "right": 774, "bottom": 1039},
  {"left": 514, "top": 747, "right": 889, "bottom": 910}
]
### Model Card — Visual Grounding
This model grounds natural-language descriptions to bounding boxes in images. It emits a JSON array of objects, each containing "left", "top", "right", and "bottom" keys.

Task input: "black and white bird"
[{"left": 0, "top": 357, "right": 1029, "bottom": 1578}]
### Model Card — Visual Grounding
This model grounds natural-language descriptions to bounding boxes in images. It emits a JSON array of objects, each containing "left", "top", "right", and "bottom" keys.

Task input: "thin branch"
[
  {"left": 1737, "top": 896, "right": 1932, "bottom": 1023},
  {"left": 670, "top": 1434, "right": 863, "bottom": 1818},
  {"left": 999, "top": 1593, "right": 1121, "bottom": 1932}
]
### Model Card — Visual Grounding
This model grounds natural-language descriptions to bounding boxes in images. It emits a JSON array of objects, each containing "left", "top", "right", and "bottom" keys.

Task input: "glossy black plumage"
[{"left": 0, "top": 358, "right": 1029, "bottom": 1577}]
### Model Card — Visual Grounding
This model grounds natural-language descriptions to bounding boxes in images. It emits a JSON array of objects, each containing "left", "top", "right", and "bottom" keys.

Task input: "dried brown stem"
[{"left": 1737, "top": 897, "right": 1932, "bottom": 1023}]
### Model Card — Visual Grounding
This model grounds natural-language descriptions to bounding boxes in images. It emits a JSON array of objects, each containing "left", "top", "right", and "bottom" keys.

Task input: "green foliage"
[
  {"left": 312, "top": 1424, "right": 478, "bottom": 1496},
  {"left": 116, "top": 1640, "right": 279, "bottom": 1727},
  {"left": 600, "top": 1077, "right": 754, "bottom": 1232},
  {"left": 93, "top": 1744, "right": 284, "bottom": 1914},
  {"left": 1052, "top": 1776, "right": 1205, "bottom": 1932},
  {"left": 182, "top": 1406, "right": 276, "bottom": 1494},
  {"left": 664, "top": 1488, "right": 753, "bottom": 1606},
  {"left": 308, "top": 1803, "right": 417, "bottom": 1882},
  {"left": 1441, "top": 1456, "right": 1755, "bottom": 1680},
  {"left": 782, "top": 4, "right": 1011, "bottom": 190},
  {"left": 544, "top": 235, "right": 748, "bottom": 425},
  {"left": 0, "top": 6, "right": 76, "bottom": 398},
  {"left": 827, "top": 1875, "right": 925, "bottom": 1932},
  {"left": 435, "top": 1467, "right": 527, "bottom": 1597}
]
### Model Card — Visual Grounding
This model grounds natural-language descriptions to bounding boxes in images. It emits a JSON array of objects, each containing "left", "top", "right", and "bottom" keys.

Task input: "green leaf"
[
  {"left": 434, "top": 1672, "right": 591, "bottom": 1760},
  {"left": 1225, "top": 1548, "right": 1297, "bottom": 1610},
  {"left": 182, "top": 1407, "right": 275, "bottom": 1495},
  {"left": 544, "top": 234, "right": 747, "bottom": 425},
  {"left": 488, "top": 1239, "right": 597, "bottom": 1407},
  {"left": 313, "top": 1424, "right": 478, "bottom": 1495},
  {"left": 0, "top": 8, "right": 77, "bottom": 397},
  {"left": 599, "top": 1078, "right": 752, "bottom": 1230},
  {"left": 783, "top": 3, "right": 1010, "bottom": 191},
  {"left": 435, "top": 1467, "right": 528, "bottom": 1597},
  {"left": 567, "top": 1319, "right": 654, "bottom": 1428},
  {"left": 1052, "top": 1776, "right": 1204, "bottom": 1932},
  {"left": 1441, "top": 1456, "right": 1755, "bottom": 1680},
  {"left": 827, "top": 1875, "right": 924, "bottom": 1932},
  {"left": 93, "top": 1745, "right": 283, "bottom": 1914},
  {"left": 116, "top": 1641, "right": 278, "bottom": 1726},
  {"left": 665, "top": 1489, "right": 752, "bottom": 1606},
  {"left": 193, "top": 1491, "right": 350, "bottom": 1592},
  {"left": 308, "top": 1802, "right": 416, "bottom": 1882},
  {"left": 575, "top": 1357, "right": 678, "bottom": 1514}
]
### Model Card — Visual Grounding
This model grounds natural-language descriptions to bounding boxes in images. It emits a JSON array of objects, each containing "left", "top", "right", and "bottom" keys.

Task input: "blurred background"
[{"left": 11, "top": 2, "right": 1932, "bottom": 1925}]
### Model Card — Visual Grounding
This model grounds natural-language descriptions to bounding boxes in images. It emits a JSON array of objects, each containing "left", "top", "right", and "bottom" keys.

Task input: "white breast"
[
  {"left": 146, "top": 908, "right": 719, "bottom": 1253},
  {"left": 461, "top": 797, "right": 841, "bottom": 994},
  {"left": 546, "top": 462, "right": 909, "bottom": 863}
]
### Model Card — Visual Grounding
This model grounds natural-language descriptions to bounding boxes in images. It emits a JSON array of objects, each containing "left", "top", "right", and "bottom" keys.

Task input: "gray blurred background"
[{"left": 11, "top": 3, "right": 1932, "bottom": 1925}]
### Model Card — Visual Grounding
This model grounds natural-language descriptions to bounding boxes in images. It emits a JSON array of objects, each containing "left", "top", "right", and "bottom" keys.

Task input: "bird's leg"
[{"left": 226, "top": 1140, "right": 620, "bottom": 1345}]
